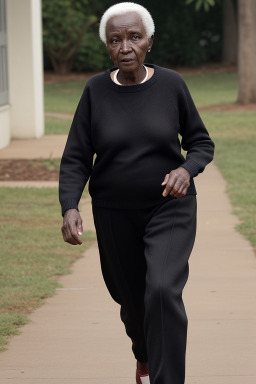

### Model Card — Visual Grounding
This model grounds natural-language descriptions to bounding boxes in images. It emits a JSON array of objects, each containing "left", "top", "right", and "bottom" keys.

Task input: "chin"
[{"left": 119, "top": 61, "right": 140, "bottom": 71}]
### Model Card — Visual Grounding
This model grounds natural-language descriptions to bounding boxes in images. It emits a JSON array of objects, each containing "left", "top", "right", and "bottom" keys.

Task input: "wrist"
[
  {"left": 63, "top": 208, "right": 79, "bottom": 217},
  {"left": 178, "top": 166, "right": 191, "bottom": 177}
]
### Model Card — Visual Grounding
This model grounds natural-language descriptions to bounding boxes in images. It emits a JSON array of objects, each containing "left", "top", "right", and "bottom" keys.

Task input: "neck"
[{"left": 117, "top": 65, "right": 146, "bottom": 85}]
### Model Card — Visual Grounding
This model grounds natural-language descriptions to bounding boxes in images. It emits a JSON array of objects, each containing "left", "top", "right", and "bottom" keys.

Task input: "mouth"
[{"left": 120, "top": 58, "right": 135, "bottom": 63}]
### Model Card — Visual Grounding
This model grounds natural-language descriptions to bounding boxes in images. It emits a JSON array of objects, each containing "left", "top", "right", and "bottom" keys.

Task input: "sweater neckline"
[{"left": 105, "top": 63, "right": 160, "bottom": 92}]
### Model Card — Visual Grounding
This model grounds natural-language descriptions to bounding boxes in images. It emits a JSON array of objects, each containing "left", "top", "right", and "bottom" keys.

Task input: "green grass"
[
  {"left": 201, "top": 111, "right": 256, "bottom": 249},
  {"left": 44, "top": 81, "right": 87, "bottom": 114},
  {"left": 183, "top": 72, "right": 238, "bottom": 108},
  {"left": 0, "top": 313, "right": 28, "bottom": 351},
  {"left": 45, "top": 116, "right": 71, "bottom": 135},
  {"left": 0, "top": 187, "right": 96, "bottom": 351},
  {"left": 44, "top": 71, "right": 238, "bottom": 114}
]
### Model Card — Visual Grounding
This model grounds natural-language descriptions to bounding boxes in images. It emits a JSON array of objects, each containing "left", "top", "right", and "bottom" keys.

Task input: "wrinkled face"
[{"left": 105, "top": 12, "right": 153, "bottom": 72}]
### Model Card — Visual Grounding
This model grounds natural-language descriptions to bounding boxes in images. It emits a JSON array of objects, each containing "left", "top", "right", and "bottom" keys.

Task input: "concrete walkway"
[
  {"left": 0, "top": 135, "right": 68, "bottom": 160},
  {"left": 0, "top": 137, "right": 256, "bottom": 383}
]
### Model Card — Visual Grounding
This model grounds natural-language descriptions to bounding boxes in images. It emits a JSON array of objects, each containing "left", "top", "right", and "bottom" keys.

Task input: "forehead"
[{"left": 106, "top": 12, "right": 146, "bottom": 35}]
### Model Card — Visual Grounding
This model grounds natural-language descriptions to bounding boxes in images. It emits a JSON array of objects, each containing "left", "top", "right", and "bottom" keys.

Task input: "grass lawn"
[
  {"left": 44, "top": 71, "right": 238, "bottom": 114},
  {"left": 201, "top": 111, "right": 256, "bottom": 249},
  {"left": 44, "top": 71, "right": 239, "bottom": 134},
  {"left": 44, "top": 81, "right": 86, "bottom": 115},
  {"left": 0, "top": 187, "right": 96, "bottom": 351},
  {"left": 45, "top": 116, "right": 71, "bottom": 135},
  {"left": 183, "top": 71, "right": 238, "bottom": 108}
]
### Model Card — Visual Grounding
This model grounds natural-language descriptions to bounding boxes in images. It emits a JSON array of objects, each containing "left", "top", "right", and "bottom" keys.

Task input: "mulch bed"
[{"left": 0, "top": 160, "right": 59, "bottom": 181}]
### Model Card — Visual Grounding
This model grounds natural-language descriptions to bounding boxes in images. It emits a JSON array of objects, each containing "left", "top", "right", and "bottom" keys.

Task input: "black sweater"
[{"left": 59, "top": 63, "right": 215, "bottom": 217}]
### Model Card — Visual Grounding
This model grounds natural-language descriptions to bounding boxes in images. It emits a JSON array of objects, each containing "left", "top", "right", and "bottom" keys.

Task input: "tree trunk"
[
  {"left": 222, "top": 0, "right": 238, "bottom": 64},
  {"left": 237, "top": 0, "right": 256, "bottom": 103},
  {"left": 44, "top": 19, "right": 97, "bottom": 75},
  {"left": 55, "top": 60, "right": 74, "bottom": 75}
]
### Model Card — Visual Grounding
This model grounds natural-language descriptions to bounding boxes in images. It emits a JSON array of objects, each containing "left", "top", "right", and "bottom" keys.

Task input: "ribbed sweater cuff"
[
  {"left": 61, "top": 198, "right": 79, "bottom": 217},
  {"left": 179, "top": 159, "right": 202, "bottom": 178}
]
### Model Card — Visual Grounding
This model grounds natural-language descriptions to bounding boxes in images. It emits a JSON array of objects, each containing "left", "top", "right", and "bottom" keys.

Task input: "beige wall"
[
  {"left": 0, "top": 106, "right": 10, "bottom": 149},
  {"left": 6, "top": 0, "right": 44, "bottom": 139}
]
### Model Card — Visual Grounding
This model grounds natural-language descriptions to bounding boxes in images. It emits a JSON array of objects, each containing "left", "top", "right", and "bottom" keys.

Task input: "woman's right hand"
[{"left": 61, "top": 209, "right": 83, "bottom": 245}]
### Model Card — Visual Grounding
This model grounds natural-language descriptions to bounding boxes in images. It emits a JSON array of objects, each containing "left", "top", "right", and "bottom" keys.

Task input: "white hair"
[{"left": 99, "top": 2, "right": 155, "bottom": 45}]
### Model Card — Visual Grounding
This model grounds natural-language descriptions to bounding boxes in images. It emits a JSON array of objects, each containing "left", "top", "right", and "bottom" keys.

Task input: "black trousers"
[{"left": 92, "top": 194, "right": 197, "bottom": 384}]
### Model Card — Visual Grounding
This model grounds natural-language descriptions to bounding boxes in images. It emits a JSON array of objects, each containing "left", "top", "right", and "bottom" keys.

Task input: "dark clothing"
[
  {"left": 92, "top": 194, "right": 197, "bottom": 384},
  {"left": 58, "top": 64, "right": 213, "bottom": 383},
  {"left": 59, "top": 63, "right": 215, "bottom": 217}
]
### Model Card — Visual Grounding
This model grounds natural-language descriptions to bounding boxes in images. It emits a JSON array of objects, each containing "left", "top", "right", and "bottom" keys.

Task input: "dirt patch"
[{"left": 0, "top": 160, "right": 59, "bottom": 181}]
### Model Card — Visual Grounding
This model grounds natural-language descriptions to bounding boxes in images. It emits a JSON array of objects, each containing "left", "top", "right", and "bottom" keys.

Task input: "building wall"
[
  {"left": 0, "top": 106, "right": 10, "bottom": 149},
  {"left": 0, "top": 0, "right": 10, "bottom": 149},
  {"left": 6, "top": 0, "right": 44, "bottom": 139},
  {"left": 0, "top": 0, "right": 44, "bottom": 150}
]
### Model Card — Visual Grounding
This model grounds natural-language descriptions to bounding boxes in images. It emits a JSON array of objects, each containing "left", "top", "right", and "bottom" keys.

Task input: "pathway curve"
[{"left": 0, "top": 161, "right": 255, "bottom": 384}]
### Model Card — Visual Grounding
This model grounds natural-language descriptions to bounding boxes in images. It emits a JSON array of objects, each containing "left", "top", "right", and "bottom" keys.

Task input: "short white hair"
[{"left": 99, "top": 2, "right": 155, "bottom": 45}]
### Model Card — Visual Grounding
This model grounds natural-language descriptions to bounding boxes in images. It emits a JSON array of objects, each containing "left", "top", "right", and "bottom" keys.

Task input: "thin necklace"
[{"left": 113, "top": 64, "right": 149, "bottom": 85}]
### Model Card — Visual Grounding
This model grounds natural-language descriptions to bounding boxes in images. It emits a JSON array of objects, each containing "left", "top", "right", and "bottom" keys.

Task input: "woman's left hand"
[{"left": 161, "top": 167, "right": 191, "bottom": 198}]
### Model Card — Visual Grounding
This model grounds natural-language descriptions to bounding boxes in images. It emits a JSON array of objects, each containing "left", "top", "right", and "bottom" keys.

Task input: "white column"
[
  {"left": 0, "top": 106, "right": 10, "bottom": 149},
  {"left": 6, "top": 0, "right": 44, "bottom": 138}
]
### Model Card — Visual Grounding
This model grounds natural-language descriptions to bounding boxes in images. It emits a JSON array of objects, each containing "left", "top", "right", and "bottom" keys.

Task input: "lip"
[{"left": 120, "top": 58, "right": 135, "bottom": 64}]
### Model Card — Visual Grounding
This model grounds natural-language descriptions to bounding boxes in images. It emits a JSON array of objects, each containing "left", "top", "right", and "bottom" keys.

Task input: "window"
[{"left": 0, "top": 0, "right": 8, "bottom": 106}]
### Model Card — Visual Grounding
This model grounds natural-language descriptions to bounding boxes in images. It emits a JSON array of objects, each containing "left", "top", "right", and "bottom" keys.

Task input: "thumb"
[
  {"left": 161, "top": 174, "right": 169, "bottom": 185},
  {"left": 77, "top": 220, "right": 83, "bottom": 236}
]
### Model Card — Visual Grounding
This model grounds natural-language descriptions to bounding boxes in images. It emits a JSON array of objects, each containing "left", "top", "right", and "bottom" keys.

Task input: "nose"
[{"left": 120, "top": 39, "right": 132, "bottom": 53}]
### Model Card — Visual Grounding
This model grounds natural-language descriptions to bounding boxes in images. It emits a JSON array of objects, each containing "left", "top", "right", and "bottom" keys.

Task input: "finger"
[
  {"left": 77, "top": 219, "right": 83, "bottom": 236},
  {"left": 161, "top": 174, "right": 169, "bottom": 186},
  {"left": 64, "top": 221, "right": 81, "bottom": 245},
  {"left": 66, "top": 230, "right": 81, "bottom": 245},
  {"left": 172, "top": 184, "right": 184, "bottom": 198},
  {"left": 169, "top": 179, "right": 183, "bottom": 197},
  {"left": 174, "top": 185, "right": 188, "bottom": 198},
  {"left": 68, "top": 219, "right": 83, "bottom": 244},
  {"left": 67, "top": 237, "right": 79, "bottom": 245},
  {"left": 162, "top": 174, "right": 178, "bottom": 196},
  {"left": 62, "top": 215, "right": 82, "bottom": 245},
  {"left": 70, "top": 228, "right": 82, "bottom": 244},
  {"left": 61, "top": 225, "right": 69, "bottom": 242},
  {"left": 62, "top": 227, "right": 78, "bottom": 245}
]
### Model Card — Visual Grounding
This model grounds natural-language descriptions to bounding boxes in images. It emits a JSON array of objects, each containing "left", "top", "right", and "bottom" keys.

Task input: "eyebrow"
[{"left": 108, "top": 29, "right": 142, "bottom": 36}]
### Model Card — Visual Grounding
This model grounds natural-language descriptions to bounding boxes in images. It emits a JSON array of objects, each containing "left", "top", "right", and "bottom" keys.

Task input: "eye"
[
  {"left": 132, "top": 35, "right": 140, "bottom": 40},
  {"left": 111, "top": 38, "right": 119, "bottom": 44}
]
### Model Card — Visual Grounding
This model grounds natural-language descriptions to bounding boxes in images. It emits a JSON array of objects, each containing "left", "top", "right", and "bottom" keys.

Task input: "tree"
[
  {"left": 42, "top": 0, "right": 98, "bottom": 74},
  {"left": 237, "top": 0, "right": 256, "bottom": 103},
  {"left": 222, "top": 0, "right": 238, "bottom": 64},
  {"left": 187, "top": 0, "right": 256, "bottom": 104}
]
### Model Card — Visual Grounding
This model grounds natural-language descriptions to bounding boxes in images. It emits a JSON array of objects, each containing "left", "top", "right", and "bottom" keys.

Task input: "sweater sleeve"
[
  {"left": 59, "top": 85, "right": 95, "bottom": 217},
  {"left": 178, "top": 76, "right": 215, "bottom": 178}
]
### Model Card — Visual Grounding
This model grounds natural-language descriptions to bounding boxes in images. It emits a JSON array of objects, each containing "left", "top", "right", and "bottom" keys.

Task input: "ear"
[{"left": 148, "top": 35, "right": 154, "bottom": 50}]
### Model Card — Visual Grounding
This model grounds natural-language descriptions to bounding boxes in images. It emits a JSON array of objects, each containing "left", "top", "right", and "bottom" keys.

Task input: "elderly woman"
[{"left": 59, "top": 2, "right": 215, "bottom": 384}]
